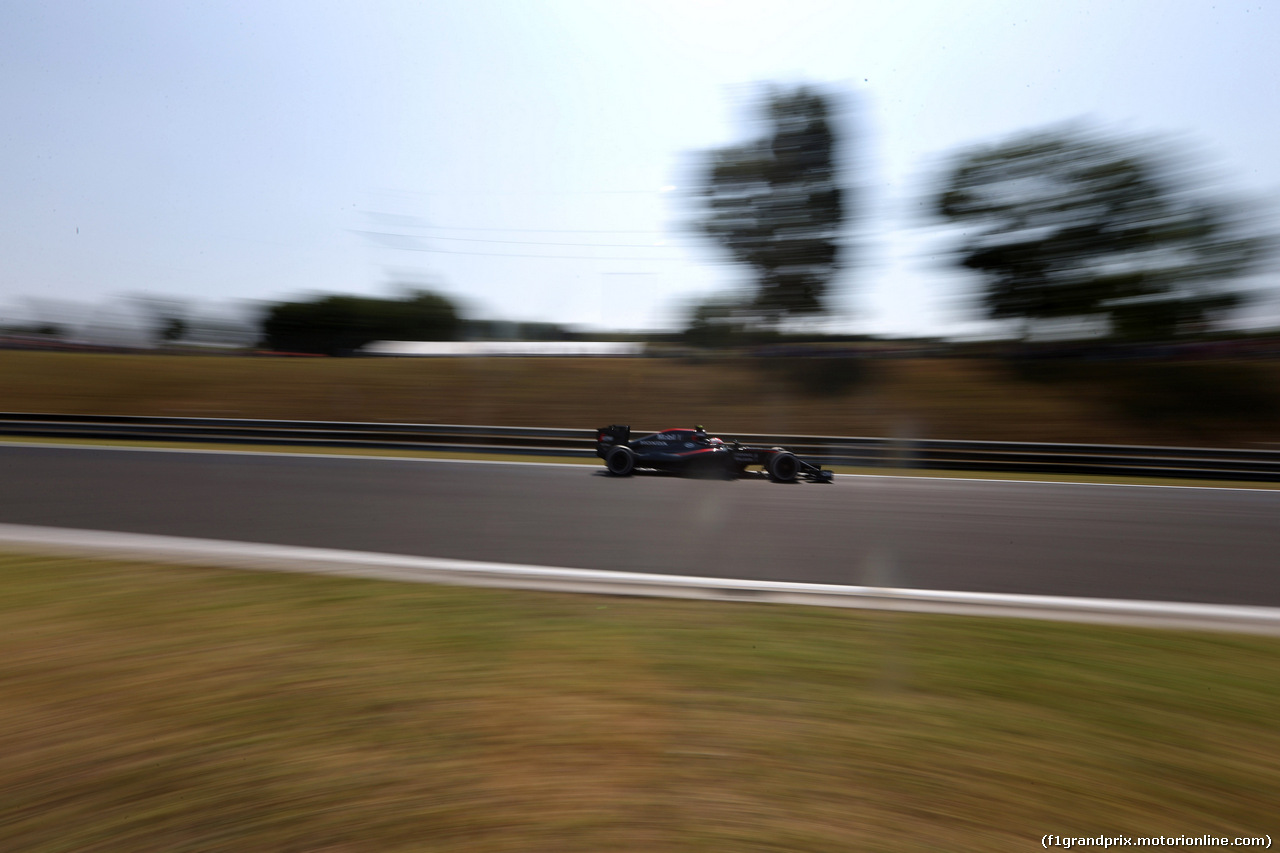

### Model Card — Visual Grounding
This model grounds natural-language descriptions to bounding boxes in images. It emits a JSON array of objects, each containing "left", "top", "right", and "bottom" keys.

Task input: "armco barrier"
[{"left": 1, "top": 413, "right": 1279, "bottom": 482}]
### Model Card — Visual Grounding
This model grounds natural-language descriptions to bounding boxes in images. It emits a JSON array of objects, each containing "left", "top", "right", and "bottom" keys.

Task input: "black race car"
[{"left": 596, "top": 425, "right": 834, "bottom": 483}]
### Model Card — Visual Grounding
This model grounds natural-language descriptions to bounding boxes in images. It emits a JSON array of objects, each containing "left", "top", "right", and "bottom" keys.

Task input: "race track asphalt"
[{"left": 2, "top": 444, "right": 1278, "bottom": 607}]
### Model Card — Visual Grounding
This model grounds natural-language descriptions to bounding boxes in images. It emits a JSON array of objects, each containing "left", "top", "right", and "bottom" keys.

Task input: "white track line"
[{"left": 3, "top": 523, "right": 1279, "bottom": 636}]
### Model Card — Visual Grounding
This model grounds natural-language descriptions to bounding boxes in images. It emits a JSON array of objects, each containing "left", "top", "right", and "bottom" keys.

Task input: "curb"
[{"left": 3, "top": 523, "right": 1280, "bottom": 636}]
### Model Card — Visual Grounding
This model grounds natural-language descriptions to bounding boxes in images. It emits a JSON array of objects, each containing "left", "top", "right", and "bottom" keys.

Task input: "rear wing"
[{"left": 596, "top": 424, "right": 630, "bottom": 451}]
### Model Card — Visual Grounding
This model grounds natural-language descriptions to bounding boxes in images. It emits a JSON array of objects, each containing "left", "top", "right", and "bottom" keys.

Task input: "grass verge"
[
  {"left": 3, "top": 551, "right": 1278, "bottom": 852},
  {"left": 3, "top": 350, "right": 1279, "bottom": 447}
]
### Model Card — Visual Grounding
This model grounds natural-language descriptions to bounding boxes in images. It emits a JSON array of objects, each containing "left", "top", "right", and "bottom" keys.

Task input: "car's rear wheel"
[
  {"left": 767, "top": 451, "right": 799, "bottom": 483},
  {"left": 605, "top": 445, "right": 636, "bottom": 476}
]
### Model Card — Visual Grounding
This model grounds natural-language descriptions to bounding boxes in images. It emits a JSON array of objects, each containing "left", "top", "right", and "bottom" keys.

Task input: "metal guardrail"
[
  {"left": 0, "top": 413, "right": 598, "bottom": 458},
  {"left": 2, "top": 412, "right": 1279, "bottom": 482}
]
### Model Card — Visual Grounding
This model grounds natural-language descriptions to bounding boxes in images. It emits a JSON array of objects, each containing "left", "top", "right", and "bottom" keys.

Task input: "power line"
[
  {"left": 386, "top": 232, "right": 679, "bottom": 249},
  {"left": 371, "top": 188, "right": 667, "bottom": 197},
  {"left": 421, "top": 224, "right": 669, "bottom": 235},
  {"left": 363, "top": 209, "right": 673, "bottom": 235},
  {"left": 354, "top": 232, "right": 684, "bottom": 261},
  {"left": 408, "top": 246, "right": 684, "bottom": 261}
]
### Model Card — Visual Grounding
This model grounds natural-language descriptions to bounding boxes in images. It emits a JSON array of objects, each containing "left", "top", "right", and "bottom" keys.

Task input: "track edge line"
[{"left": 2, "top": 523, "right": 1279, "bottom": 635}]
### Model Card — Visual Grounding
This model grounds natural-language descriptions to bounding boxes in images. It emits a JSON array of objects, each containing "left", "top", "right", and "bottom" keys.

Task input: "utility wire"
[
  {"left": 396, "top": 233, "right": 677, "bottom": 249},
  {"left": 420, "top": 225, "right": 669, "bottom": 235},
  {"left": 354, "top": 232, "right": 684, "bottom": 261},
  {"left": 363, "top": 210, "right": 672, "bottom": 235},
  {"left": 402, "top": 246, "right": 684, "bottom": 261},
  {"left": 373, "top": 219, "right": 670, "bottom": 233}
]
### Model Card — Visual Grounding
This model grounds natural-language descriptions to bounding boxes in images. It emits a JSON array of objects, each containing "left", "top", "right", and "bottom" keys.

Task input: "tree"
[
  {"left": 694, "top": 86, "right": 849, "bottom": 323},
  {"left": 936, "top": 126, "right": 1273, "bottom": 341},
  {"left": 159, "top": 316, "right": 187, "bottom": 344},
  {"left": 129, "top": 295, "right": 189, "bottom": 347},
  {"left": 259, "top": 290, "right": 459, "bottom": 356},
  {"left": 680, "top": 296, "right": 752, "bottom": 348}
]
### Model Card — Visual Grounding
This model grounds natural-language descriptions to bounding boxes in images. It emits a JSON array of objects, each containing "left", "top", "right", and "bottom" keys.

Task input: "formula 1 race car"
[{"left": 596, "top": 425, "right": 834, "bottom": 483}]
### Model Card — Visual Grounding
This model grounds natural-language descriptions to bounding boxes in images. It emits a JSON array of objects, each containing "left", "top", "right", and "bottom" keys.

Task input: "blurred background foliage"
[
  {"left": 259, "top": 290, "right": 460, "bottom": 356},
  {"left": 4, "top": 86, "right": 1280, "bottom": 445},
  {"left": 936, "top": 125, "right": 1274, "bottom": 344},
  {"left": 692, "top": 86, "right": 850, "bottom": 326}
]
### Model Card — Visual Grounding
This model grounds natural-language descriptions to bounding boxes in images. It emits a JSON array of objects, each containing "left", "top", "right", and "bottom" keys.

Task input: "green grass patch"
[{"left": 3, "top": 552, "right": 1278, "bottom": 851}]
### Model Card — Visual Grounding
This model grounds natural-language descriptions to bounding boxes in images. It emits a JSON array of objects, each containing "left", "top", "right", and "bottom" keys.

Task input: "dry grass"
[
  {"left": 3, "top": 551, "right": 1278, "bottom": 852},
  {"left": 2, "top": 350, "right": 1278, "bottom": 446}
]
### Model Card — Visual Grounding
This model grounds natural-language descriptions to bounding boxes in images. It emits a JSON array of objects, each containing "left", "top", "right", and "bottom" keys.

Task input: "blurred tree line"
[
  {"left": 258, "top": 85, "right": 1275, "bottom": 388},
  {"left": 935, "top": 126, "right": 1273, "bottom": 343},
  {"left": 683, "top": 89, "right": 1275, "bottom": 352},
  {"left": 259, "top": 290, "right": 459, "bottom": 356},
  {"left": 929, "top": 125, "right": 1278, "bottom": 423},
  {"left": 256, "top": 292, "right": 587, "bottom": 356},
  {"left": 677, "top": 89, "right": 1280, "bottom": 423}
]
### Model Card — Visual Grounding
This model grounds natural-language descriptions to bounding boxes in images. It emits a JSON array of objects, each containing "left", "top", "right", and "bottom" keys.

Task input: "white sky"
[{"left": 3, "top": 0, "right": 1278, "bottom": 337}]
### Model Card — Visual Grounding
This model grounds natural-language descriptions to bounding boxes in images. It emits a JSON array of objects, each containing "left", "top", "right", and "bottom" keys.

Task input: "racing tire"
[
  {"left": 767, "top": 451, "right": 799, "bottom": 483},
  {"left": 605, "top": 445, "right": 636, "bottom": 476}
]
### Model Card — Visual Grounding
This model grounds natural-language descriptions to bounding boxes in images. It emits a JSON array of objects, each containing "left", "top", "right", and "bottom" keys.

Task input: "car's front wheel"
[
  {"left": 605, "top": 445, "right": 636, "bottom": 476},
  {"left": 767, "top": 451, "right": 799, "bottom": 483}
]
